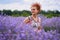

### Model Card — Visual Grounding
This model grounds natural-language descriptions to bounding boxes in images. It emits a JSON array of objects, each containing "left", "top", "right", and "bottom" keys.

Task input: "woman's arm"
[
  {"left": 23, "top": 17, "right": 30, "bottom": 24},
  {"left": 20, "top": 17, "right": 30, "bottom": 27}
]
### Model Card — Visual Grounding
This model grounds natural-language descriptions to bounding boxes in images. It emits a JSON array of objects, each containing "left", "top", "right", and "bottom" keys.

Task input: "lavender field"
[{"left": 0, "top": 15, "right": 60, "bottom": 40}]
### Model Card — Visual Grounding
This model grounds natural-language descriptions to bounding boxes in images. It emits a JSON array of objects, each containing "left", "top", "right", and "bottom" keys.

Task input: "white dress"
[{"left": 28, "top": 16, "right": 41, "bottom": 30}]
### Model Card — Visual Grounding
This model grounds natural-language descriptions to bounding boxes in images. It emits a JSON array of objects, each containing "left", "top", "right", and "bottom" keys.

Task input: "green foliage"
[
  {"left": 3, "top": 9, "right": 12, "bottom": 15},
  {"left": 0, "top": 10, "right": 60, "bottom": 17},
  {"left": 21, "top": 10, "right": 31, "bottom": 17},
  {"left": 41, "top": 10, "right": 60, "bottom": 18},
  {"left": 12, "top": 10, "right": 22, "bottom": 17},
  {"left": 44, "top": 27, "right": 56, "bottom": 32}
]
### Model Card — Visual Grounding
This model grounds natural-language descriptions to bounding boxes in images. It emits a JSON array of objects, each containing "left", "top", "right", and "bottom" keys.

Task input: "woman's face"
[{"left": 31, "top": 7, "right": 39, "bottom": 15}]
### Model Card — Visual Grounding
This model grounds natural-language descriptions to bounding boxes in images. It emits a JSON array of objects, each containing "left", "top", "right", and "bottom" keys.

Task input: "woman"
[{"left": 24, "top": 3, "right": 42, "bottom": 33}]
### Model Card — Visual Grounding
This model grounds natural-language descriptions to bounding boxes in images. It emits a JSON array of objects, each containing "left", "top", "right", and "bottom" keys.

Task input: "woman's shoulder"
[{"left": 23, "top": 16, "right": 31, "bottom": 24}]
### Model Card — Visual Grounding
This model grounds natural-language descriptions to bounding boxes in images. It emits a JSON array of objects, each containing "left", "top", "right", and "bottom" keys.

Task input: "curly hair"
[{"left": 31, "top": 3, "right": 41, "bottom": 11}]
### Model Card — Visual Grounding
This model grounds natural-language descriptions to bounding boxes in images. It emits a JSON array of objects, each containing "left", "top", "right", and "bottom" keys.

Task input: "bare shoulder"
[{"left": 23, "top": 16, "right": 30, "bottom": 24}]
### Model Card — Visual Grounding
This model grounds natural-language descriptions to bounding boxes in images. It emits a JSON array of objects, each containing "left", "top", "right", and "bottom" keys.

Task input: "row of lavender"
[{"left": 0, "top": 15, "right": 60, "bottom": 40}]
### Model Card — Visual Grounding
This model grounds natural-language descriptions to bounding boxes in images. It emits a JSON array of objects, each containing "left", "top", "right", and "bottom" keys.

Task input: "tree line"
[{"left": 0, "top": 9, "right": 60, "bottom": 17}]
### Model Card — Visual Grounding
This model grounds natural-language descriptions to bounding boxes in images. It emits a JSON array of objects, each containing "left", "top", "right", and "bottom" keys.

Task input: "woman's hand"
[
  {"left": 36, "top": 26, "right": 42, "bottom": 33},
  {"left": 35, "top": 28, "right": 41, "bottom": 33},
  {"left": 37, "top": 29, "right": 41, "bottom": 33}
]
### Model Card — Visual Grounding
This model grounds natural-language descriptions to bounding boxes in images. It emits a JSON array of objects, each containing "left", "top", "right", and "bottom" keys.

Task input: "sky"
[{"left": 0, "top": 0, "right": 60, "bottom": 11}]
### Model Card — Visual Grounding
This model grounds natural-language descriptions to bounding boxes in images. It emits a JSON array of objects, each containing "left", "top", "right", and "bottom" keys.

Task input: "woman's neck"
[{"left": 31, "top": 14, "right": 38, "bottom": 18}]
